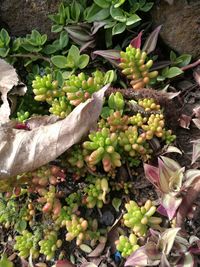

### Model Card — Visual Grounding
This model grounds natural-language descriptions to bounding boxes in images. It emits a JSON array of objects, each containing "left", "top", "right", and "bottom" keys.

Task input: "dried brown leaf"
[
  {"left": 0, "top": 59, "right": 19, "bottom": 124},
  {"left": 88, "top": 242, "right": 106, "bottom": 258},
  {"left": 0, "top": 85, "right": 109, "bottom": 180}
]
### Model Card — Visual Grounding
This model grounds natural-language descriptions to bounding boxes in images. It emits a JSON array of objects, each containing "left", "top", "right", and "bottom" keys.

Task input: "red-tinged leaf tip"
[
  {"left": 157, "top": 204, "right": 168, "bottom": 217},
  {"left": 130, "top": 31, "right": 143, "bottom": 49},
  {"left": 142, "top": 25, "right": 162, "bottom": 54},
  {"left": 15, "top": 122, "right": 30, "bottom": 130},
  {"left": 143, "top": 163, "right": 159, "bottom": 190},
  {"left": 162, "top": 193, "right": 182, "bottom": 220},
  {"left": 179, "top": 114, "right": 192, "bottom": 129},
  {"left": 125, "top": 246, "right": 148, "bottom": 266},
  {"left": 56, "top": 260, "right": 75, "bottom": 267},
  {"left": 92, "top": 50, "right": 121, "bottom": 61}
]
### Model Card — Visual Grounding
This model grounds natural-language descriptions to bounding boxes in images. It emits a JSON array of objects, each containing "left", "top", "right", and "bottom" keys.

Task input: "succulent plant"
[
  {"left": 49, "top": 96, "right": 72, "bottom": 118},
  {"left": 123, "top": 200, "right": 162, "bottom": 236},
  {"left": 63, "top": 70, "right": 110, "bottom": 106},
  {"left": 119, "top": 46, "right": 158, "bottom": 90},
  {"left": 38, "top": 185, "right": 61, "bottom": 216},
  {"left": 108, "top": 92, "right": 125, "bottom": 111},
  {"left": 65, "top": 214, "right": 88, "bottom": 246},
  {"left": 16, "top": 110, "right": 30, "bottom": 122},
  {"left": 107, "top": 111, "right": 129, "bottom": 132},
  {"left": 32, "top": 74, "right": 63, "bottom": 103},
  {"left": 14, "top": 230, "right": 40, "bottom": 259},
  {"left": 83, "top": 178, "right": 110, "bottom": 208},
  {"left": 83, "top": 127, "right": 121, "bottom": 172},
  {"left": 116, "top": 234, "right": 139, "bottom": 257},
  {"left": 39, "top": 230, "right": 62, "bottom": 260}
]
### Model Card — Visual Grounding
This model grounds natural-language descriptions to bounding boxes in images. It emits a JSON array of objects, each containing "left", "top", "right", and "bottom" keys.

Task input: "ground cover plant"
[{"left": 0, "top": 0, "right": 200, "bottom": 266}]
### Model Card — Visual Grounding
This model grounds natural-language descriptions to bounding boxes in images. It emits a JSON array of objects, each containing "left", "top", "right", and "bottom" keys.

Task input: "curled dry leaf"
[
  {"left": 0, "top": 85, "right": 109, "bottom": 182},
  {"left": 0, "top": 59, "right": 19, "bottom": 124},
  {"left": 88, "top": 242, "right": 106, "bottom": 258}
]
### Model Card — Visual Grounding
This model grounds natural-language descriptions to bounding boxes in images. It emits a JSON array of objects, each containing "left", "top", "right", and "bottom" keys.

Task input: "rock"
[
  {"left": 151, "top": 0, "right": 200, "bottom": 58},
  {"left": 0, "top": 0, "right": 61, "bottom": 38}
]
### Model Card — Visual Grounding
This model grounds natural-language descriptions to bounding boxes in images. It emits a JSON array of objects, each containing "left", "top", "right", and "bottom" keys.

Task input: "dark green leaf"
[
  {"left": 59, "top": 31, "right": 69, "bottom": 49},
  {"left": 0, "top": 29, "right": 10, "bottom": 46},
  {"left": 51, "top": 55, "right": 68, "bottom": 68},
  {"left": 170, "top": 51, "right": 177, "bottom": 62},
  {"left": 41, "top": 34, "right": 48, "bottom": 45},
  {"left": 130, "top": 3, "right": 140, "bottom": 13},
  {"left": 112, "top": 22, "right": 126, "bottom": 35},
  {"left": 21, "top": 43, "right": 42, "bottom": 52},
  {"left": 78, "top": 54, "right": 90, "bottom": 69},
  {"left": 70, "top": 1, "right": 81, "bottom": 22},
  {"left": 43, "top": 44, "right": 60, "bottom": 54},
  {"left": 0, "top": 47, "right": 10, "bottom": 57},
  {"left": 85, "top": 4, "right": 110, "bottom": 22},
  {"left": 94, "top": 0, "right": 110, "bottom": 8},
  {"left": 110, "top": 6, "right": 126, "bottom": 22},
  {"left": 139, "top": 2, "right": 154, "bottom": 12},
  {"left": 126, "top": 14, "right": 141, "bottom": 26},
  {"left": 176, "top": 54, "right": 192, "bottom": 67},
  {"left": 12, "top": 38, "right": 21, "bottom": 52}
]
